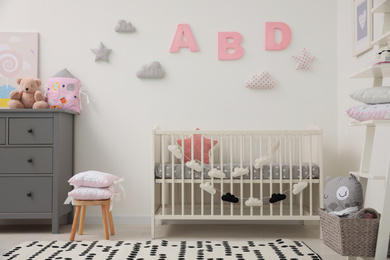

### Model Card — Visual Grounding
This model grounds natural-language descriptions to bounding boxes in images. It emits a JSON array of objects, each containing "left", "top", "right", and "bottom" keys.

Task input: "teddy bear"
[{"left": 8, "top": 77, "right": 49, "bottom": 109}]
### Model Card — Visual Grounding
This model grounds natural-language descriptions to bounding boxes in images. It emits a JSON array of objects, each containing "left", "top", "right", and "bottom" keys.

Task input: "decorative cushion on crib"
[
  {"left": 323, "top": 174, "right": 363, "bottom": 217},
  {"left": 346, "top": 104, "right": 390, "bottom": 121},
  {"left": 46, "top": 69, "right": 81, "bottom": 113},
  {"left": 68, "top": 170, "right": 122, "bottom": 188},
  {"left": 66, "top": 187, "right": 118, "bottom": 201},
  {"left": 176, "top": 128, "right": 218, "bottom": 164},
  {"left": 350, "top": 86, "right": 390, "bottom": 104}
]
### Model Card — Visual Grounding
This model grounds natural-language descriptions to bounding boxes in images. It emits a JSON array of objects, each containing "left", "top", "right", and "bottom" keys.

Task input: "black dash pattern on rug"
[{"left": 2, "top": 238, "right": 322, "bottom": 260}]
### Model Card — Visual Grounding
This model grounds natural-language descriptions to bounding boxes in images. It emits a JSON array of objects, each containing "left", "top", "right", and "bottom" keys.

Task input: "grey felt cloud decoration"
[
  {"left": 115, "top": 20, "right": 135, "bottom": 33},
  {"left": 91, "top": 42, "right": 112, "bottom": 62},
  {"left": 136, "top": 61, "right": 165, "bottom": 79}
]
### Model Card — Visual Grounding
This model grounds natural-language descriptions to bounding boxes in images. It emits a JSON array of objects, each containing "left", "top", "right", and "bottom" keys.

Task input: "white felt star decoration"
[
  {"left": 293, "top": 48, "right": 315, "bottom": 70},
  {"left": 91, "top": 42, "right": 112, "bottom": 62},
  {"left": 245, "top": 71, "right": 275, "bottom": 89}
]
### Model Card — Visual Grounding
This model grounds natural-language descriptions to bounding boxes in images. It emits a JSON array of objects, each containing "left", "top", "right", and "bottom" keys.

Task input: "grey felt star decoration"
[{"left": 91, "top": 42, "right": 112, "bottom": 62}]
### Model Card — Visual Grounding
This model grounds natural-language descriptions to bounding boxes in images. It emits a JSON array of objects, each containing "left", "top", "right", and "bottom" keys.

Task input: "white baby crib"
[{"left": 152, "top": 126, "right": 323, "bottom": 238}]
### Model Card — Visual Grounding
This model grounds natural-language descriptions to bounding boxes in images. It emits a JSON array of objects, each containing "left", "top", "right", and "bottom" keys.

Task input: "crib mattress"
[{"left": 155, "top": 162, "right": 319, "bottom": 180}]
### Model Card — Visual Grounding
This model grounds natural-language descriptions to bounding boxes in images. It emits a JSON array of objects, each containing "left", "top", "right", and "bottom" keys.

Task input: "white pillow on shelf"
[{"left": 350, "top": 86, "right": 390, "bottom": 104}]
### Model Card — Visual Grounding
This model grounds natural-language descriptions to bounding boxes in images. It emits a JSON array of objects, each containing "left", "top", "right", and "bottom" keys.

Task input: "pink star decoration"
[
  {"left": 177, "top": 128, "right": 218, "bottom": 164},
  {"left": 293, "top": 48, "right": 315, "bottom": 70},
  {"left": 245, "top": 71, "right": 275, "bottom": 89}
]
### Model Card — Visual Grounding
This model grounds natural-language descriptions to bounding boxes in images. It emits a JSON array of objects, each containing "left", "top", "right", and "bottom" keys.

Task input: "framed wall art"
[
  {"left": 0, "top": 32, "right": 38, "bottom": 108},
  {"left": 352, "top": 0, "right": 372, "bottom": 57}
]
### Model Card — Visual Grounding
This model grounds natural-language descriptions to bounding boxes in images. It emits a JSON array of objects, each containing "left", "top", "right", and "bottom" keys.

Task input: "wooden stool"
[{"left": 70, "top": 199, "right": 115, "bottom": 241}]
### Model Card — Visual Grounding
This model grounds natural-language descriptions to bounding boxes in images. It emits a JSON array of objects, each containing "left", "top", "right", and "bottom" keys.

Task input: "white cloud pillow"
[{"left": 350, "top": 86, "right": 390, "bottom": 104}]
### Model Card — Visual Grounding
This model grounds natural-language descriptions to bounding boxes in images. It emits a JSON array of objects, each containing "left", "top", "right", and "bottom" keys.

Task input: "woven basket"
[{"left": 319, "top": 208, "right": 389, "bottom": 257}]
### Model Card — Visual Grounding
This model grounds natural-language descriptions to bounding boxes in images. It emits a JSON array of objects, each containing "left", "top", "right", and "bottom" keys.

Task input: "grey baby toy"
[{"left": 323, "top": 174, "right": 363, "bottom": 217}]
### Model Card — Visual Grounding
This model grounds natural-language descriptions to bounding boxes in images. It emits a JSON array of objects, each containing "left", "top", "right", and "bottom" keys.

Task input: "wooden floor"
[{"left": 0, "top": 223, "right": 355, "bottom": 259}]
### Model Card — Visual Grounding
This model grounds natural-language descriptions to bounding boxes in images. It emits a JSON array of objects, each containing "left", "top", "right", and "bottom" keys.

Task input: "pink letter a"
[
  {"left": 265, "top": 22, "right": 291, "bottom": 50},
  {"left": 170, "top": 24, "right": 199, "bottom": 52},
  {"left": 218, "top": 32, "right": 244, "bottom": 60}
]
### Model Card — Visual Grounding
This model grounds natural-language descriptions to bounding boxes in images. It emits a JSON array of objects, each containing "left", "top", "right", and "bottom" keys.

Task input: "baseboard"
[
  {"left": 83, "top": 215, "right": 151, "bottom": 225},
  {"left": 160, "top": 220, "right": 307, "bottom": 225},
  {"left": 0, "top": 216, "right": 319, "bottom": 226},
  {"left": 0, "top": 215, "right": 151, "bottom": 226}
]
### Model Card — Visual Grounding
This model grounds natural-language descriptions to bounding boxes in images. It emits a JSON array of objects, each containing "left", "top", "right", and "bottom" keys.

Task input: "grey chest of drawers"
[{"left": 0, "top": 109, "right": 75, "bottom": 233}]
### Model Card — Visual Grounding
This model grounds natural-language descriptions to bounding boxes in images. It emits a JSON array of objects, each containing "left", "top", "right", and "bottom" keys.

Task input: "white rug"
[{"left": 2, "top": 238, "right": 322, "bottom": 260}]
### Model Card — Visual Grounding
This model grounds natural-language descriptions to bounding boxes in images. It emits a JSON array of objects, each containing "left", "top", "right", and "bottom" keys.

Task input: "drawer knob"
[
  {"left": 27, "top": 129, "right": 33, "bottom": 133},
  {"left": 27, "top": 158, "right": 33, "bottom": 163},
  {"left": 27, "top": 192, "right": 32, "bottom": 197}
]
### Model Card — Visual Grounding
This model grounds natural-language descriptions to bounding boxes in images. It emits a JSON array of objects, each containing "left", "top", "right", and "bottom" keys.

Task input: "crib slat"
[
  {"left": 220, "top": 135, "right": 224, "bottom": 216},
  {"left": 269, "top": 135, "right": 273, "bottom": 217},
  {"left": 201, "top": 134, "right": 204, "bottom": 216},
  {"left": 162, "top": 135, "right": 165, "bottom": 216},
  {"left": 299, "top": 134, "right": 303, "bottom": 217},
  {"left": 181, "top": 135, "right": 184, "bottom": 216},
  {"left": 230, "top": 135, "right": 234, "bottom": 216},
  {"left": 240, "top": 135, "right": 243, "bottom": 216},
  {"left": 250, "top": 135, "right": 253, "bottom": 216},
  {"left": 191, "top": 135, "right": 194, "bottom": 216},
  {"left": 309, "top": 135, "right": 313, "bottom": 216},
  {"left": 319, "top": 132, "right": 324, "bottom": 212},
  {"left": 211, "top": 135, "right": 214, "bottom": 217},
  {"left": 171, "top": 135, "right": 175, "bottom": 216},
  {"left": 279, "top": 135, "right": 283, "bottom": 216},
  {"left": 151, "top": 129, "right": 157, "bottom": 239},
  {"left": 260, "top": 136, "right": 263, "bottom": 216},
  {"left": 289, "top": 135, "right": 293, "bottom": 217}
]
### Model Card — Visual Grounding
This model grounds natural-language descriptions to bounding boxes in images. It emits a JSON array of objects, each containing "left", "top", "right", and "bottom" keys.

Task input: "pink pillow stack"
[{"left": 64, "top": 170, "right": 125, "bottom": 211}]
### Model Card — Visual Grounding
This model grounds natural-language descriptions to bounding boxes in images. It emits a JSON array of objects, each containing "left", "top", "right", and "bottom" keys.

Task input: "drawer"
[
  {"left": 0, "top": 148, "right": 52, "bottom": 174},
  {"left": 0, "top": 177, "right": 52, "bottom": 213},
  {"left": 0, "top": 118, "right": 4, "bottom": 144},
  {"left": 9, "top": 118, "right": 53, "bottom": 145}
]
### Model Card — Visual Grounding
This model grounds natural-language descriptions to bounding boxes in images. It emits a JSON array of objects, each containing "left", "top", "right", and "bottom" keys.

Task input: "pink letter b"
[{"left": 218, "top": 32, "right": 244, "bottom": 60}]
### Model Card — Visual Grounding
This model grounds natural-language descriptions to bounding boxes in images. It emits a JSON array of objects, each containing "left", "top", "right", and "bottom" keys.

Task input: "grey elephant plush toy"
[{"left": 323, "top": 174, "right": 363, "bottom": 218}]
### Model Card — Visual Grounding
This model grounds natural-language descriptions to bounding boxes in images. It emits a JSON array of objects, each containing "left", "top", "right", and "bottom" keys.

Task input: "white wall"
[
  {"left": 0, "top": 0, "right": 338, "bottom": 222},
  {"left": 337, "top": 0, "right": 390, "bottom": 212}
]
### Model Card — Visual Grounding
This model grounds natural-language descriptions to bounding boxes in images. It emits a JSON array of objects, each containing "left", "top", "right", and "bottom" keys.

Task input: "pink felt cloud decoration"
[
  {"left": 293, "top": 48, "right": 315, "bottom": 70},
  {"left": 177, "top": 128, "right": 218, "bottom": 164},
  {"left": 245, "top": 71, "right": 275, "bottom": 89}
]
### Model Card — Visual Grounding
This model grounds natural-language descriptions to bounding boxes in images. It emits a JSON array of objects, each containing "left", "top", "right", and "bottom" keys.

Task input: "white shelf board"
[
  {"left": 350, "top": 171, "right": 386, "bottom": 180},
  {"left": 372, "top": 0, "right": 390, "bottom": 13},
  {"left": 350, "top": 120, "right": 390, "bottom": 127},
  {"left": 372, "top": 30, "right": 390, "bottom": 46},
  {"left": 349, "top": 64, "right": 390, "bottom": 78}
]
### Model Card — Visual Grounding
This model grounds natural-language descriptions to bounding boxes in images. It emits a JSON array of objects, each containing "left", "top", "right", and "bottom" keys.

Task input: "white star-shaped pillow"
[
  {"left": 91, "top": 42, "right": 112, "bottom": 62},
  {"left": 293, "top": 48, "right": 315, "bottom": 70}
]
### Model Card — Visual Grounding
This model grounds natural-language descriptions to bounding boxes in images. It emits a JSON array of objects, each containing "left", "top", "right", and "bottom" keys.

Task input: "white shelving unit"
[
  {"left": 371, "top": 0, "right": 390, "bottom": 13},
  {"left": 350, "top": 64, "right": 390, "bottom": 78},
  {"left": 372, "top": 31, "right": 390, "bottom": 46},
  {"left": 347, "top": 121, "right": 390, "bottom": 260},
  {"left": 347, "top": 2, "right": 390, "bottom": 259},
  {"left": 371, "top": 0, "right": 390, "bottom": 47}
]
